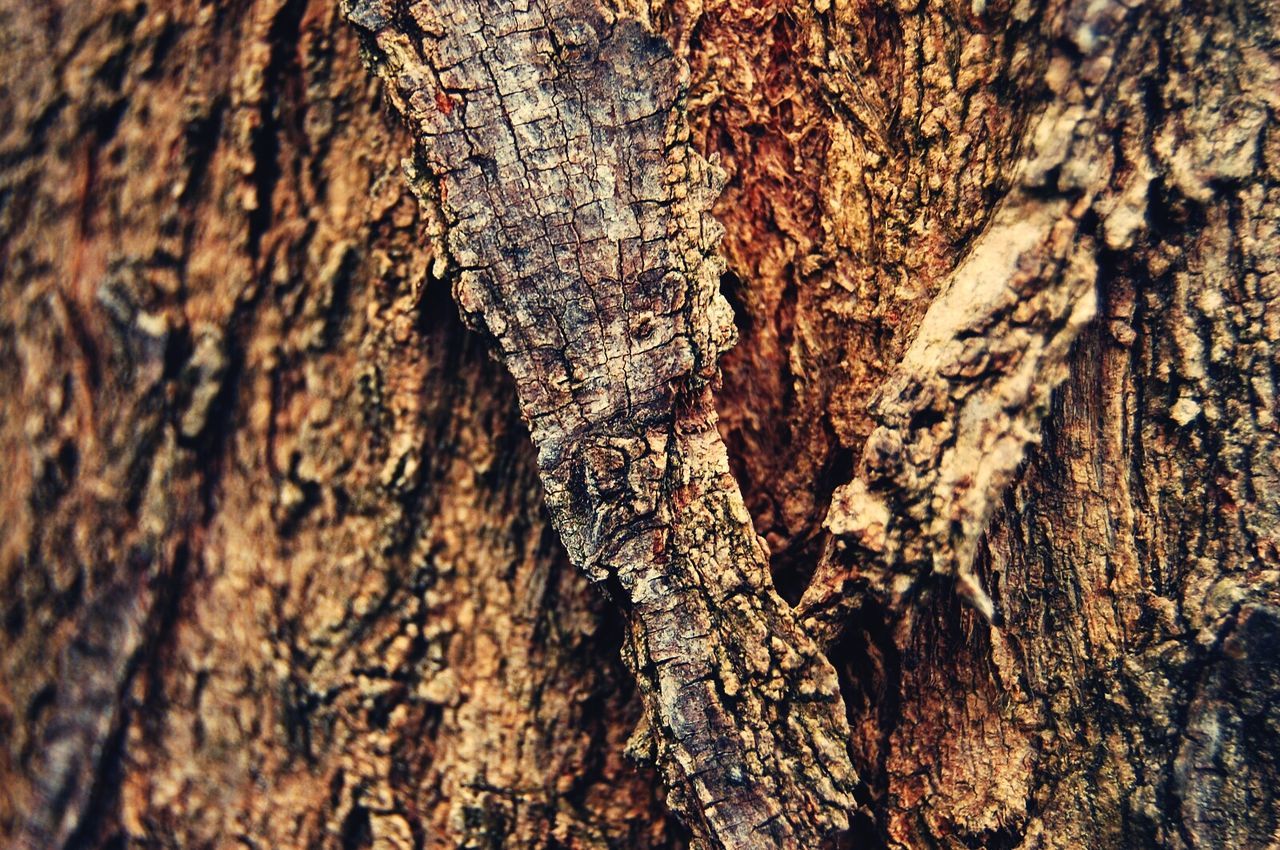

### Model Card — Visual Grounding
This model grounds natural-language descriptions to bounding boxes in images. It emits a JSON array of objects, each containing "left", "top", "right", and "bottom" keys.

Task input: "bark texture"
[
  {"left": 670, "top": 0, "right": 1280, "bottom": 846},
  {"left": 1, "top": 0, "right": 1278, "bottom": 848},
  {"left": 342, "top": 2, "right": 857, "bottom": 845},
  {"left": 1, "top": 2, "right": 674, "bottom": 848}
]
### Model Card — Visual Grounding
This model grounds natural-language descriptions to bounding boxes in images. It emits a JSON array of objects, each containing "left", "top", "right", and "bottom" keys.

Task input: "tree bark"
[{"left": 1, "top": 0, "right": 1277, "bottom": 848}]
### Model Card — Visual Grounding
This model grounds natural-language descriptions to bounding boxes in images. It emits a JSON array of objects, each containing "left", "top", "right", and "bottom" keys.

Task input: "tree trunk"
[{"left": 1, "top": 0, "right": 1276, "bottom": 848}]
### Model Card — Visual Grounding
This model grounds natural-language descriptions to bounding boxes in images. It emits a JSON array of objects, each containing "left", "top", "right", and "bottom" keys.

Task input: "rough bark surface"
[
  {"left": 341, "top": 2, "right": 857, "bottom": 846},
  {"left": 666, "top": 0, "right": 1280, "bottom": 846},
  {"left": 1, "top": 2, "right": 675, "bottom": 848},
  {"left": 1, "top": 0, "right": 1278, "bottom": 848}
]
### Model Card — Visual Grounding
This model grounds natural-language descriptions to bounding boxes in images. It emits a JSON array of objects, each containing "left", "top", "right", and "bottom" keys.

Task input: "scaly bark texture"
[
  {"left": 2, "top": 0, "right": 1278, "bottom": 847},
  {"left": 343, "top": 2, "right": 858, "bottom": 846}
]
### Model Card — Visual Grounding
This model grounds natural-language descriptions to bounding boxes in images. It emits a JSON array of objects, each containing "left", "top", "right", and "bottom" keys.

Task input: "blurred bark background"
[{"left": 1, "top": 0, "right": 1277, "bottom": 848}]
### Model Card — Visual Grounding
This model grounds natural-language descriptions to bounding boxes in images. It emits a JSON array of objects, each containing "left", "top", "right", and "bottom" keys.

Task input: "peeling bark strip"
[{"left": 341, "top": 2, "right": 858, "bottom": 846}]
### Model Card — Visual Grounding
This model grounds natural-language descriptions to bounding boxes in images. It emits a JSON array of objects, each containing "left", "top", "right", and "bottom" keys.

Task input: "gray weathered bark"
[{"left": 343, "top": 2, "right": 858, "bottom": 844}]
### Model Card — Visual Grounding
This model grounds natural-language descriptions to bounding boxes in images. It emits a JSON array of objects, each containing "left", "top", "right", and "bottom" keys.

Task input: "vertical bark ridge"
[{"left": 342, "top": 1, "right": 859, "bottom": 846}]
